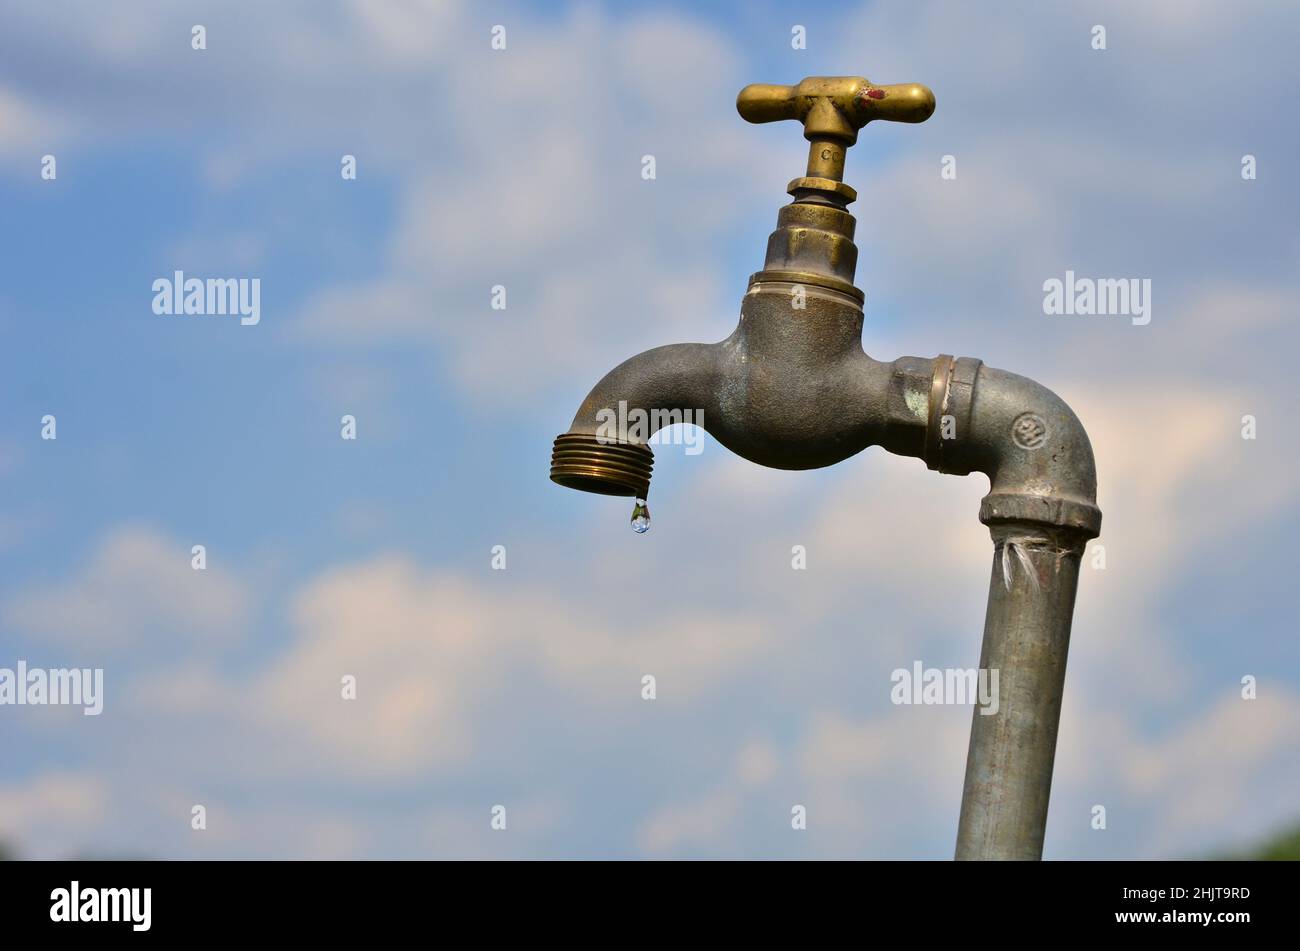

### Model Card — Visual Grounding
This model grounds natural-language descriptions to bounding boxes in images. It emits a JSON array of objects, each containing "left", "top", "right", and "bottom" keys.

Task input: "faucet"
[{"left": 549, "top": 75, "right": 1102, "bottom": 860}]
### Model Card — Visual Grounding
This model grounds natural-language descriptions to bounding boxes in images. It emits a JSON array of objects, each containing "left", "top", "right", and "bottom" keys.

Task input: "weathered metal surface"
[
  {"left": 956, "top": 524, "right": 1087, "bottom": 860},
  {"left": 549, "top": 75, "right": 1102, "bottom": 860}
]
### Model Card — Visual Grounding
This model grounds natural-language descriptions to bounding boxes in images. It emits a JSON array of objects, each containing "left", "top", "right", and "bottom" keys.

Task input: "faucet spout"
[{"left": 550, "top": 342, "right": 722, "bottom": 498}]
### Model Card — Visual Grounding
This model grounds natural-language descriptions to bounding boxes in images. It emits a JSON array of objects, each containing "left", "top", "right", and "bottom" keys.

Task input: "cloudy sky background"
[{"left": 1, "top": 0, "right": 1297, "bottom": 858}]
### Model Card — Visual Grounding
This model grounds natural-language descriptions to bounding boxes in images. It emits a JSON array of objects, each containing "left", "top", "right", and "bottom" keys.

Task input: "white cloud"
[
  {"left": 3, "top": 527, "right": 249, "bottom": 650},
  {"left": 637, "top": 784, "right": 743, "bottom": 855},
  {"left": 1121, "top": 690, "right": 1300, "bottom": 854},
  {"left": 0, "top": 772, "right": 108, "bottom": 858},
  {"left": 128, "top": 554, "right": 771, "bottom": 778},
  {"left": 287, "top": 6, "right": 759, "bottom": 402},
  {"left": 637, "top": 738, "right": 782, "bottom": 855},
  {"left": 1053, "top": 687, "right": 1300, "bottom": 857},
  {"left": 0, "top": 85, "right": 66, "bottom": 161}
]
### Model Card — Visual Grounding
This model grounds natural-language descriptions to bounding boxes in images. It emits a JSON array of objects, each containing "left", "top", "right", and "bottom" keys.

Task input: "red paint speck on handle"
[{"left": 865, "top": 88, "right": 886, "bottom": 100}]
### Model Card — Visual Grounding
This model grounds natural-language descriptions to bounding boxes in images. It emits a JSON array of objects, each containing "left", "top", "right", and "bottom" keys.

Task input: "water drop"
[{"left": 630, "top": 498, "right": 651, "bottom": 534}]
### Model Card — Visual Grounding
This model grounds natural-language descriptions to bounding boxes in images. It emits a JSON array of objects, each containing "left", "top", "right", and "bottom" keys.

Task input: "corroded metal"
[{"left": 549, "top": 75, "right": 1102, "bottom": 860}]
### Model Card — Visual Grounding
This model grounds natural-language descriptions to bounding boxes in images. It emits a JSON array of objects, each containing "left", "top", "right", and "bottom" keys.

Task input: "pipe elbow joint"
[{"left": 925, "top": 359, "right": 1102, "bottom": 541}]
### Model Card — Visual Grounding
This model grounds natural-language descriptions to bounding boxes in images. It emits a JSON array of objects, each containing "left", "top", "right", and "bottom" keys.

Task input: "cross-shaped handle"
[{"left": 737, "top": 76, "right": 935, "bottom": 188}]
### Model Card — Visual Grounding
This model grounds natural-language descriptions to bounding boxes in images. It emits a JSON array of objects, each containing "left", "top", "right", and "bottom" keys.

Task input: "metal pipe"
[
  {"left": 948, "top": 367, "right": 1100, "bottom": 860},
  {"left": 956, "top": 522, "right": 1088, "bottom": 860}
]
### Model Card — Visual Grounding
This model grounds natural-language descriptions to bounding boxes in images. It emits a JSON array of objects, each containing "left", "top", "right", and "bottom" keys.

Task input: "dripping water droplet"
[{"left": 630, "top": 498, "right": 651, "bottom": 534}]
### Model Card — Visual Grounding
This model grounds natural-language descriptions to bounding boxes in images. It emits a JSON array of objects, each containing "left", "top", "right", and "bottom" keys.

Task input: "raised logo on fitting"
[{"left": 1011, "top": 412, "right": 1049, "bottom": 450}]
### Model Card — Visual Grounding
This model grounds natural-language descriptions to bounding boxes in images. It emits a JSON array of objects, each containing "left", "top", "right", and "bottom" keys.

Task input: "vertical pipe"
[{"left": 955, "top": 521, "right": 1087, "bottom": 860}]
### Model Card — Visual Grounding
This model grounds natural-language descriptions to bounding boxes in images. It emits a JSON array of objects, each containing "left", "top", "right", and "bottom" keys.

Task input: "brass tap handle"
[{"left": 737, "top": 76, "right": 935, "bottom": 187}]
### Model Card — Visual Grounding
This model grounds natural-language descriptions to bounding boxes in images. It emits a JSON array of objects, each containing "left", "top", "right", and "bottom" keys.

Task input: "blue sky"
[{"left": 1, "top": 0, "right": 1297, "bottom": 858}]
